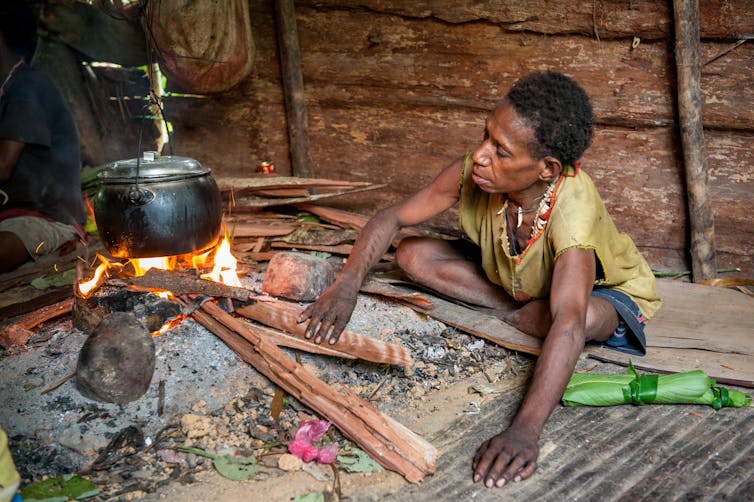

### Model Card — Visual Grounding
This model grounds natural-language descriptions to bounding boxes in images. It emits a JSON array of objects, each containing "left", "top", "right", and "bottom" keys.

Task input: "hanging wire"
[{"left": 138, "top": 0, "right": 173, "bottom": 157}]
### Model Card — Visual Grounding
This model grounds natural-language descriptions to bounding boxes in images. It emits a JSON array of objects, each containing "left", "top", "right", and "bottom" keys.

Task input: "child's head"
[
  {"left": 0, "top": 0, "right": 38, "bottom": 63},
  {"left": 504, "top": 71, "right": 594, "bottom": 166}
]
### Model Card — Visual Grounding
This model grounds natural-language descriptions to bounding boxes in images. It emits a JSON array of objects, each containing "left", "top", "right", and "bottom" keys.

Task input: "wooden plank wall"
[{"left": 157, "top": 1, "right": 754, "bottom": 278}]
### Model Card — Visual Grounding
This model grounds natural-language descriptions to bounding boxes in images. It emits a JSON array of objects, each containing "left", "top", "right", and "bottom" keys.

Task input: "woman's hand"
[
  {"left": 298, "top": 280, "right": 359, "bottom": 345},
  {"left": 472, "top": 425, "right": 540, "bottom": 488}
]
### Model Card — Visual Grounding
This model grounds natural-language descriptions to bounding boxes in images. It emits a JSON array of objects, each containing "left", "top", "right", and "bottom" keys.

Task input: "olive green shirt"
[{"left": 458, "top": 153, "right": 661, "bottom": 319}]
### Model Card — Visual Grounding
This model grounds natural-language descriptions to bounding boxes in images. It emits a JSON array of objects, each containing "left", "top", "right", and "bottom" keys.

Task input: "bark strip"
[
  {"left": 236, "top": 299, "right": 414, "bottom": 367},
  {"left": 191, "top": 299, "right": 436, "bottom": 483}
]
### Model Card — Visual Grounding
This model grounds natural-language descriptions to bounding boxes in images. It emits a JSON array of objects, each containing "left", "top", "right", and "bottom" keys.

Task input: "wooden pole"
[
  {"left": 673, "top": 0, "right": 717, "bottom": 281},
  {"left": 274, "top": 0, "right": 315, "bottom": 177}
]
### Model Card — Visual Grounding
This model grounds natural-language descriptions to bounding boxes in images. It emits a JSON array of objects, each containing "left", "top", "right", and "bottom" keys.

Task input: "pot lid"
[{"left": 98, "top": 152, "right": 211, "bottom": 182}]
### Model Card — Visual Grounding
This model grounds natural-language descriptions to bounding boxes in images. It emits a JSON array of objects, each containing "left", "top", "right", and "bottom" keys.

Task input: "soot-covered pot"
[{"left": 93, "top": 152, "right": 223, "bottom": 258}]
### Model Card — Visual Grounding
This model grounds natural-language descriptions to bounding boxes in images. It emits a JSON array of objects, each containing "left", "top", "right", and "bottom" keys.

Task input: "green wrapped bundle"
[{"left": 562, "top": 362, "right": 752, "bottom": 410}]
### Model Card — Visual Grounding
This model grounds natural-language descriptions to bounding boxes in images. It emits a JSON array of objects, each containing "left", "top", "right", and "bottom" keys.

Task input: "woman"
[{"left": 300, "top": 70, "right": 661, "bottom": 488}]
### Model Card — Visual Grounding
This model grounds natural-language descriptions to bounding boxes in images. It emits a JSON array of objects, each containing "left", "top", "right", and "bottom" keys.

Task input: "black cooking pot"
[{"left": 92, "top": 152, "right": 223, "bottom": 258}]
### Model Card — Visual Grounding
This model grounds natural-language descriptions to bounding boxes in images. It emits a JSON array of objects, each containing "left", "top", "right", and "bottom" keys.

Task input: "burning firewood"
[
  {"left": 126, "top": 268, "right": 255, "bottom": 302},
  {"left": 124, "top": 267, "right": 413, "bottom": 366},
  {"left": 189, "top": 298, "right": 437, "bottom": 483}
]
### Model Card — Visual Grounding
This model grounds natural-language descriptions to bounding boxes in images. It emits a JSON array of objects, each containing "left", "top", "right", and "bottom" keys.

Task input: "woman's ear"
[{"left": 540, "top": 156, "right": 562, "bottom": 181}]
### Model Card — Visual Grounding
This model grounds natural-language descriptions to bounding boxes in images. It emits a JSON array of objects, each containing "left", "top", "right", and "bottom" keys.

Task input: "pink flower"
[
  {"left": 287, "top": 420, "right": 338, "bottom": 464},
  {"left": 316, "top": 443, "right": 338, "bottom": 464}
]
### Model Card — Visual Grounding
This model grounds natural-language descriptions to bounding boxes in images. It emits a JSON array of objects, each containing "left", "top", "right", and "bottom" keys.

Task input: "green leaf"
[
  {"left": 336, "top": 447, "right": 383, "bottom": 473},
  {"left": 31, "top": 269, "right": 77, "bottom": 290},
  {"left": 294, "top": 493, "right": 325, "bottom": 502},
  {"left": 563, "top": 362, "right": 752, "bottom": 409},
  {"left": 212, "top": 454, "right": 260, "bottom": 481},
  {"left": 21, "top": 474, "right": 100, "bottom": 501},
  {"left": 173, "top": 445, "right": 218, "bottom": 459},
  {"left": 296, "top": 214, "right": 320, "bottom": 223}
]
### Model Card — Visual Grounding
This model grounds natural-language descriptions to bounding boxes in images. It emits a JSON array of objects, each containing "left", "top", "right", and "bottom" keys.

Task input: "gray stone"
[{"left": 75, "top": 312, "right": 155, "bottom": 404}]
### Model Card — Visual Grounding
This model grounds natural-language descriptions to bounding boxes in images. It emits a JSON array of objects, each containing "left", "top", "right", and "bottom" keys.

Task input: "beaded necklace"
[
  {"left": 527, "top": 177, "right": 558, "bottom": 241},
  {"left": 500, "top": 176, "right": 559, "bottom": 256}
]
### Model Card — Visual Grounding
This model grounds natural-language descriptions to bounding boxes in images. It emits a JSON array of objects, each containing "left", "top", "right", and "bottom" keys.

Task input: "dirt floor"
[
  {"left": 0, "top": 271, "right": 534, "bottom": 501},
  {"left": 2, "top": 253, "right": 753, "bottom": 501}
]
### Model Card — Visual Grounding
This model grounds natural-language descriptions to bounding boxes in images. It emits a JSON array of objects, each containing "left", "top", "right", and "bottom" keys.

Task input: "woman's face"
[{"left": 470, "top": 101, "right": 545, "bottom": 195}]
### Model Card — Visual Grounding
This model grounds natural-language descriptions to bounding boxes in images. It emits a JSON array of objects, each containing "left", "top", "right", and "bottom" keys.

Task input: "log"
[
  {"left": 0, "top": 297, "right": 74, "bottom": 349},
  {"left": 125, "top": 268, "right": 255, "bottom": 302},
  {"left": 674, "top": 0, "right": 717, "bottom": 281},
  {"left": 127, "top": 268, "right": 412, "bottom": 365},
  {"left": 274, "top": 0, "right": 315, "bottom": 177},
  {"left": 190, "top": 299, "right": 436, "bottom": 483},
  {"left": 235, "top": 299, "right": 414, "bottom": 366},
  {"left": 6, "top": 298, "right": 73, "bottom": 331}
]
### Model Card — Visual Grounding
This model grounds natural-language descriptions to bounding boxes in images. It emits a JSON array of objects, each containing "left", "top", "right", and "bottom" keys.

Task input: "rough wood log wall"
[{"left": 43, "top": 1, "right": 754, "bottom": 278}]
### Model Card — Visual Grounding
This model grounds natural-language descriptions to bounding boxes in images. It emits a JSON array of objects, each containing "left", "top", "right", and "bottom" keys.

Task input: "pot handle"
[{"left": 127, "top": 186, "right": 155, "bottom": 205}]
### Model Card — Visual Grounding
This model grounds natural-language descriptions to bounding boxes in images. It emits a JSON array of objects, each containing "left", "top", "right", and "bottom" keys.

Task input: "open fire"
[
  {"left": 78, "top": 232, "right": 240, "bottom": 296},
  {"left": 76, "top": 231, "right": 242, "bottom": 335}
]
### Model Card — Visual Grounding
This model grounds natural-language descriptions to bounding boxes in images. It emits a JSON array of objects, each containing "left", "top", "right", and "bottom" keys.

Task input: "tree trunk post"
[
  {"left": 274, "top": 0, "right": 315, "bottom": 178},
  {"left": 673, "top": 0, "right": 717, "bottom": 281}
]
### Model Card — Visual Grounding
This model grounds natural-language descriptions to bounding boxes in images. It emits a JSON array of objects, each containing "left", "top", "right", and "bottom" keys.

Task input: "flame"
[
  {"left": 78, "top": 253, "right": 114, "bottom": 297},
  {"left": 191, "top": 248, "right": 214, "bottom": 270},
  {"left": 131, "top": 256, "right": 174, "bottom": 276},
  {"left": 151, "top": 314, "right": 186, "bottom": 336},
  {"left": 84, "top": 196, "right": 95, "bottom": 219},
  {"left": 77, "top": 229, "right": 240, "bottom": 299},
  {"left": 201, "top": 234, "right": 241, "bottom": 287}
]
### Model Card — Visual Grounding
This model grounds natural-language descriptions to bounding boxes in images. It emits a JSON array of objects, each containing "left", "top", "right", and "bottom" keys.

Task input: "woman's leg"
[
  {"left": 395, "top": 236, "right": 517, "bottom": 311},
  {"left": 504, "top": 296, "right": 619, "bottom": 340}
]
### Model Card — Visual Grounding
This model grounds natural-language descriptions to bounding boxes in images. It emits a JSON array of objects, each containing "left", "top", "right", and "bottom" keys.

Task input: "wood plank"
[
  {"left": 236, "top": 317, "right": 357, "bottom": 360},
  {"left": 218, "top": 176, "right": 378, "bottom": 191},
  {"left": 270, "top": 241, "right": 354, "bottom": 255},
  {"left": 0, "top": 288, "right": 73, "bottom": 322},
  {"left": 299, "top": 0, "right": 754, "bottom": 40},
  {"left": 226, "top": 221, "right": 300, "bottom": 237},
  {"left": 588, "top": 348, "right": 754, "bottom": 388},
  {"left": 365, "top": 281, "right": 541, "bottom": 356},
  {"left": 229, "top": 183, "right": 388, "bottom": 208},
  {"left": 587, "top": 279, "right": 754, "bottom": 387}
]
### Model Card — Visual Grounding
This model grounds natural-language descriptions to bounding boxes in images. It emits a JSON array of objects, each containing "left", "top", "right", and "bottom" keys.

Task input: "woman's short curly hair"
[{"left": 505, "top": 71, "right": 594, "bottom": 166}]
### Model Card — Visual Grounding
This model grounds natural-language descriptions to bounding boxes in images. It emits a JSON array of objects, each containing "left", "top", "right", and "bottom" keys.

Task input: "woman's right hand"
[{"left": 298, "top": 280, "right": 359, "bottom": 345}]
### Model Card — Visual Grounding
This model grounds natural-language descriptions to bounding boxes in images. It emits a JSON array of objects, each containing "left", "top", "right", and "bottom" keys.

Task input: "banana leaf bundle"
[{"left": 562, "top": 362, "right": 752, "bottom": 410}]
